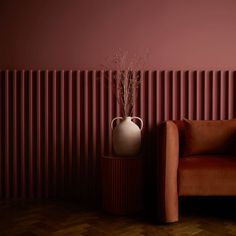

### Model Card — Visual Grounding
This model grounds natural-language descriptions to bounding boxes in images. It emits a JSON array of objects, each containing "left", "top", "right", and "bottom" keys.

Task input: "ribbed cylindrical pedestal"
[{"left": 101, "top": 155, "right": 143, "bottom": 215}]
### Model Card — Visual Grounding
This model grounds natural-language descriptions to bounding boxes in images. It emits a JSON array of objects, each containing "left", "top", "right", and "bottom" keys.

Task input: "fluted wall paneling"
[{"left": 0, "top": 70, "right": 236, "bottom": 199}]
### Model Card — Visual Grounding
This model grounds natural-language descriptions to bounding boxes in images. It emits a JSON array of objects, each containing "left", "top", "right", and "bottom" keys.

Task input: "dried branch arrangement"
[{"left": 103, "top": 50, "right": 149, "bottom": 117}]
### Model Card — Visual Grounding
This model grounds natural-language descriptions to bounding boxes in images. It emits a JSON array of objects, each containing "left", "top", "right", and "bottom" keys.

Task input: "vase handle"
[
  {"left": 131, "top": 117, "right": 143, "bottom": 130},
  {"left": 111, "top": 117, "right": 123, "bottom": 130}
]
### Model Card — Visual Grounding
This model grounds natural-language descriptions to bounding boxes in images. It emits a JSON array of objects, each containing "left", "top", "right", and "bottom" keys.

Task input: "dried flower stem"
[{"left": 102, "top": 50, "right": 149, "bottom": 117}]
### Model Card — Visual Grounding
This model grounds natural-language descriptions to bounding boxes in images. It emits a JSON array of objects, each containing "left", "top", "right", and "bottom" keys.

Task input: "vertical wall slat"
[
  {"left": 156, "top": 71, "right": 163, "bottom": 122},
  {"left": 172, "top": 71, "right": 178, "bottom": 120},
  {"left": 212, "top": 71, "right": 219, "bottom": 120},
  {"left": 0, "top": 71, "right": 2, "bottom": 198},
  {"left": 188, "top": 71, "right": 195, "bottom": 119},
  {"left": 140, "top": 71, "right": 145, "bottom": 123},
  {"left": 52, "top": 71, "right": 57, "bottom": 196},
  {"left": 180, "top": 71, "right": 187, "bottom": 119},
  {"left": 228, "top": 71, "right": 234, "bottom": 119},
  {"left": 108, "top": 71, "right": 113, "bottom": 154},
  {"left": 44, "top": 71, "right": 49, "bottom": 197},
  {"left": 60, "top": 71, "right": 65, "bottom": 195},
  {"left": 115, "top": 71, "right": 121, "bottom": 117},
  {"left": 132, "top": 71, "right": 137, "bottom": 117},
  {"left": 37, "top": 71, "right": 42, "bottom": 197},
  {"left": 21, "top": 71, "right": 26, "bottom": 198},
  {"left": 5, "top": 71, "right": 10, "bottom": 198},
  {"left": 13, "top": 71, "right": 18, "bottom": 198},
  {"left": 152, "top": 71, "right": 157, "bottom": 124},
  {"left": 204, "top": 71, "right": 210, "bottom": 120},
  {"left": 148, "top": 71, "right": 153, "bottom": 130},
  {"left": 164, "top": 71, "right": 171, "bottom": 120},
  {"left": 68, "top": 71, "right": 73, "bottom": 188},
  {"left": 76, "top": 71, "right": 81, "bottom": 197},
  {"left": 147, "top": 71, "right": 152, "bottom": 181},
  {"left": 29, "top": 71, "right": 34, "bottom": 198},
  {"left": 100, "top": 71, "right": 105, "bottom": 156},
  {"left": 220, "top": 71, "right": 227, "bottom": 119},
  {"left": 196, "top": 71, "right": 201, "bottom": 120},
  {"left": 92, "top": 71, "right": 97, "bottom": 196},
  {"left": 83, "top": 71, "right": 89, "bottom": 197}
]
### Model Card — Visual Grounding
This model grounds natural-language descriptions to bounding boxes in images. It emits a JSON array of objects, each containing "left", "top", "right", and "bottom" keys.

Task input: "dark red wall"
[{"left": 1, "top": 0, "right": 236, "bottom": 70}]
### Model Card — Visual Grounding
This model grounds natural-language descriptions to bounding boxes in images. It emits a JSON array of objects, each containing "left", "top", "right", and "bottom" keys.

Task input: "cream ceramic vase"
[{"left": 111, "top": 116, "right": 143, "bottom": 156}]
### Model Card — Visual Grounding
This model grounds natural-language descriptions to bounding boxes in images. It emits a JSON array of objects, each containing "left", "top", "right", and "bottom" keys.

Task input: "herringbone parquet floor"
[{"left": 0, "top": 197, "right": 236, "bottom": 236}]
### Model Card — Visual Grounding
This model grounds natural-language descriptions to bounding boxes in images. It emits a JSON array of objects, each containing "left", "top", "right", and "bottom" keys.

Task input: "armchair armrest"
[{"left": 157, "top": 121, "right": 179, "bottom": 223}]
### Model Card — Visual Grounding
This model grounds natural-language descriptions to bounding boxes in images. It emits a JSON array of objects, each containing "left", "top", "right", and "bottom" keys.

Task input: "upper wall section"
[{"left": 1, "top": 0, "right": 236, "bottom": 70}]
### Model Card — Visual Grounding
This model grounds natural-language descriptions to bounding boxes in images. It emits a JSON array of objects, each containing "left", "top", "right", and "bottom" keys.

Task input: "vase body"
[{"left": 111, "top": 117, "right": 143, "bottom": 156}]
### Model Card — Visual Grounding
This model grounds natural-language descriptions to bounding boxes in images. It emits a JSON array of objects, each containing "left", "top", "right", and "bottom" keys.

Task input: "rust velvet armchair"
[{"left": 157, "top": 119, "right": 236, "bottom": 223}]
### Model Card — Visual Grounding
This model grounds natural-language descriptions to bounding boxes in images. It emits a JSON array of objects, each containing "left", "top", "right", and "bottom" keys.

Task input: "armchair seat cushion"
[{"left": 178, "top": 155, "right": 236, "bottom": 196}]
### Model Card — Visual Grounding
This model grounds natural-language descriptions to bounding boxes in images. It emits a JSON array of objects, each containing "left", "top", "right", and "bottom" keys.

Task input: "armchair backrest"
[{"left": 173, "top": 119, "right": 236, "bottom": 157}]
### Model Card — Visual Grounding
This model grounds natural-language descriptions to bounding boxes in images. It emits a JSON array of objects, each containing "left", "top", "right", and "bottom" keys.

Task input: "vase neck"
[{"left": 123, "top": 116, "right": 132, "bottom": 122}]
